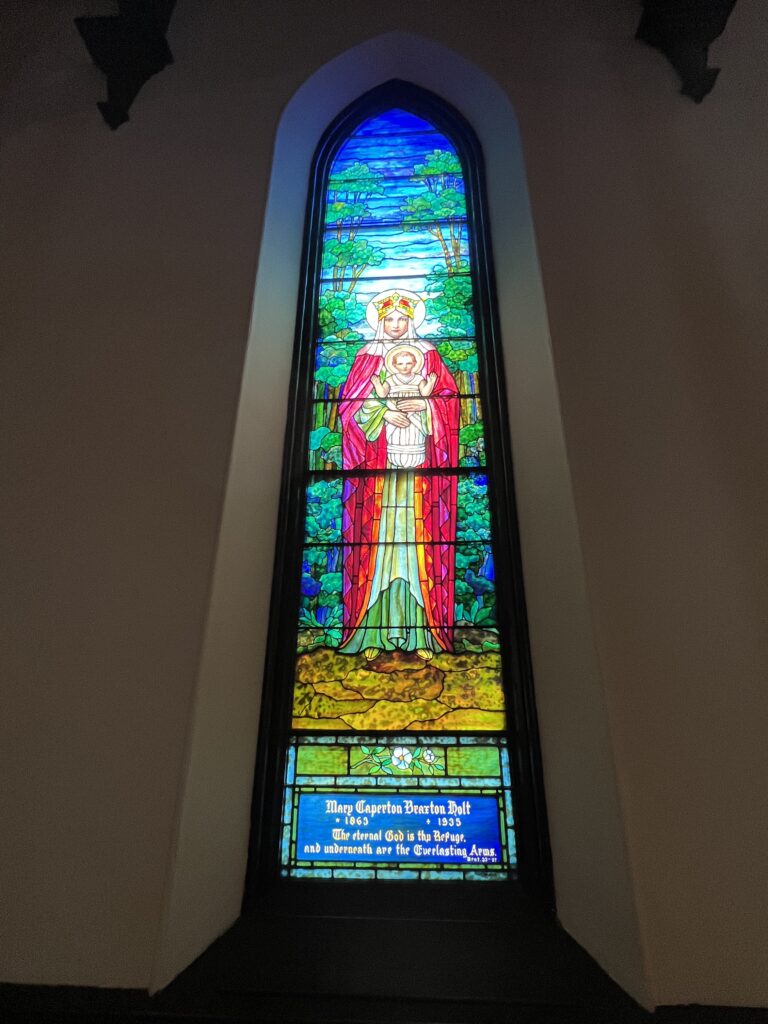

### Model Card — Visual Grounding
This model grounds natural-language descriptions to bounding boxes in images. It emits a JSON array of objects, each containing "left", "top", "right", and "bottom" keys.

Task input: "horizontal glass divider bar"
[
  {"left": 310, "top": 394, "right": 481, "bottom": 401},
  {"left": 323, "top": 229, "right": 468, "bottom": 238},
  {"left": 328, "top": 166, "right": 464, "bottom": 177},
  {"left": 310, "top": 409, "right": 481, "bottom": 418},
  {"left": 323, "top": 205, "right": 466, "bottom": 213},
  {"left": 296, "top": 638, "right": 497, "bottom": 646},
  {"left": 314, "top": 336, "right": 479, "bottom": 346},
  {"left": 326, "top": 187, "right": 466, "bottom": 198},
  {"left": 335, "top": 169, "right": 460, "bottom": 179},
  {"left": 304, "top": 470, "right": 487, "bottom": 481},
  {"left": 317, "top": 268, "right": 471, "bottom": 280},
  {"left": 335, "top": 145, "right": 462, "bottom": 154},
  {"left": 290, "top": 733, "right": 507, "bottom": 741},
  {"left": 317, "top": 273, "right": 473, "bottom": 283},
  {"left": 316, "top": 274, "right": 472, "bottom": 286},
  {"left": 296, "top": 633, "right": 497, "bottom": 642},
  {"left": 339, "top": 149, "right": 454, "bottom": 159},
  {"left": 324, "top": 210, "right": 468, "bottom": 222},
  {"left": 324, "top": 207, "right": 467, "bottom": 215},
  {"left": 310, "top": 392, "right": 480, "bottom": 401},
  {"left": 312, "top": 353, "right": 479, "bottom": 361},
  {"left": 296, "top": 625, "right": 497, "bottom": 632},
  {"left": 319, "top": 254, "right": 469, "bottom": 266},
  {"left": 305, "top": 467, "right": 488, "bottom": 477},
  {"left": 327, "top": 170, "right": 465, "bottom": 183},
  {"left": 329, "top": 171, "right": 464, "bottom": 178},
  {"left": 311, "top": 405, "right": 481, "bottom": 413},
  {"left": 304, "top": 468, "right": 485, "bottom": 477},
  {"left": 295, "top": 622, "right": 497, "bottom": 631},
  {"left": 312, "top": 376, "right": 479, "bottom": 384},
  {"left": 327, "top": 188, "right": 466, "bottom": 198},
  {"left": 291, "top": 744, "right": 506, "bottom": 751},
  {"left": 319, "top": 268, "right": 475, "bottom": 276},
  {"left": 312, "top": 355, "right": 482, "bottom": 367},
  {"left": 320, "top": 254, "right": 470, "bottom": 266},
  {"left": 339, "top": 148, "right": 452, "bottom": 158},
  {"left": 322, "top": 218, "right": 468, "bottom": 230},
  {"left": 322, "top": 225, "right": 469, "bottom": 237},
  {"left": 307, "top": 469, "right": 487, "bottom": 476},
  {"left": 324, "top": 212, "right": 467, "bottom": 224},
  {"left": 296, "top": 635, "right": 497, "bottom": 642},
  {"left": 311, "top": 393, "right": 482, "bottom": 402},
  {"left": 326, "top": 184, "right": 466, "bottom": 195},
  {"left": 301, "top": 553, "right": 491, "bottom": 564},
  {"left": 301, "top": 541, "right": 492, "bottom": 549}
]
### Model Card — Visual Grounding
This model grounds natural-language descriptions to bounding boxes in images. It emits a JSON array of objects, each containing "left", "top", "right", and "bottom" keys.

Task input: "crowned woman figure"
[{"left": 338, "top": 288, "right": 459, "bottom": 662}]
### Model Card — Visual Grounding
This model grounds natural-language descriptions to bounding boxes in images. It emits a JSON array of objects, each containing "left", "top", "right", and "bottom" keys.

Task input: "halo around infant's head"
[
  {"left": 366, "top": 288, "right": 426, "bottom": 331},
  {"left": 384, "top": 344, "right": 425, "bottom": 376}
]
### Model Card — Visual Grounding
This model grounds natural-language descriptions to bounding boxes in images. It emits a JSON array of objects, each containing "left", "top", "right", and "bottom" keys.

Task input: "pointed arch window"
[{"left": 252, "top": 83, "right": 549, "bottom": 888}]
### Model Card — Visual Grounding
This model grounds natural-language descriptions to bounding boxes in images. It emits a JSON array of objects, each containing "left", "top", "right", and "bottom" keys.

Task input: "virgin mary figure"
[{"left": 338, "top": 288, "right": 459, "bottom": 662}]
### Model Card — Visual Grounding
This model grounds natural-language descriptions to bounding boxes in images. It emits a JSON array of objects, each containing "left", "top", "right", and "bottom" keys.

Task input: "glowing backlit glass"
[{"left": 281, "top": 108, "right": 515, "bottom": 879}]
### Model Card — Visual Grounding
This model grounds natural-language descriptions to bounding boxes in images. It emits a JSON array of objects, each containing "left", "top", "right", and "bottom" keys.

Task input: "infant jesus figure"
[{"left": 370, "top": 345, "right": 438, "bottom": 469}]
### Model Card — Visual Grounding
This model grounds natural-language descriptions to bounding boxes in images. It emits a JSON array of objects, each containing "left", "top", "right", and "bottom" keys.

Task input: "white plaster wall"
[
  {"left": 1, "top": 0, "right": 766, "bottom": 1009},
  {"left": 151, "top": 28, "right": 649, "bottom": 1004}
]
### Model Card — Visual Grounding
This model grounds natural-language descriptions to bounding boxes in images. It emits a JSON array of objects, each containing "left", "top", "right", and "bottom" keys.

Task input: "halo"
[
  {"left": 366, "top": 288, "right": 427, "bottom": 331},
  {"left": 384, "top": 344, "right": 425, "bottom": 376}
]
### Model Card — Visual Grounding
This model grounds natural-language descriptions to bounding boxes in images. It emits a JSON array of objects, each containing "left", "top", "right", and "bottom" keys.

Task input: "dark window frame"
[{"left": 245, "top": 80, "right": 552, "bottom": 909}]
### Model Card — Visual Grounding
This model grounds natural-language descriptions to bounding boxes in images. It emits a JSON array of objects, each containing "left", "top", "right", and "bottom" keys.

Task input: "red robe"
[{"left": 339, "top": 344, "right": 459, "bottom": 651}]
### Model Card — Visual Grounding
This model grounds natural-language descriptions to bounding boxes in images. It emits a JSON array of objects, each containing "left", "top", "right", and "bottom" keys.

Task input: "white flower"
[
  {"left": 391, "top": 747, "right": 413, "bottom": 770},
  {"left": 423, "top": 748, "right": 436, "bottom": 764}
]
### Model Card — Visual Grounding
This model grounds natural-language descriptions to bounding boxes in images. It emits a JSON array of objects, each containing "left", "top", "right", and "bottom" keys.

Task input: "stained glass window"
[{"left": 277, "top": 103, "right": 519, "bottom": 880}]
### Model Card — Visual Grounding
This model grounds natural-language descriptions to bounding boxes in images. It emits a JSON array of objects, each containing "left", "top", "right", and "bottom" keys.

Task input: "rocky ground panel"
[{"left": 292, "top": 645, "right": 506, "bottom": 732}]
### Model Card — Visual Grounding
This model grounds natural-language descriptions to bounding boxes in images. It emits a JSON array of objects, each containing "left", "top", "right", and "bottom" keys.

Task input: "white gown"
[{"left": 383, "top": 372, "right": 430, "bottom": 469}]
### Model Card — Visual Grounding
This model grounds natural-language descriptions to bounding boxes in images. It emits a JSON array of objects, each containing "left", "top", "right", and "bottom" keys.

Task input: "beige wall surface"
[{"left": 1, "top": 0, "right": 766, "bottom": 1008}]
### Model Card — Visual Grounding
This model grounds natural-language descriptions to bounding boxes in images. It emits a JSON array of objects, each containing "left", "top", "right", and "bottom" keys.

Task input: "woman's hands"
[
  {"left": 381, "top": 395, "right": 428, "bottom": 427},
  {"left": 396, "top": 397, "right": 427, "bottom": 412},
  {"left": 383, "top": 409, "right": 411, "bottom": 428}
]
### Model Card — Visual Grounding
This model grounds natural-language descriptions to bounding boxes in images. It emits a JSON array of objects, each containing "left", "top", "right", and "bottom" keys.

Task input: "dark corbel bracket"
[
  {"left": 76, "top": 0, "right": 176, "bottom": 129},
  {"left": 636, "top": 0, "right": 738, "bottom": 102}
]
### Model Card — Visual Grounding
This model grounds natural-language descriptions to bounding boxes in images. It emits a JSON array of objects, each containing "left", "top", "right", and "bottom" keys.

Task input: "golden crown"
[{"left": 374, "top": 291, "right": 416, "bottom": 321}]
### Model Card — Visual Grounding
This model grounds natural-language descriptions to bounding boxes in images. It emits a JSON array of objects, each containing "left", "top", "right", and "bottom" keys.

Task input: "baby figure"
[{"left": 371, "top": 346, "right": 438, "bottom": 469}]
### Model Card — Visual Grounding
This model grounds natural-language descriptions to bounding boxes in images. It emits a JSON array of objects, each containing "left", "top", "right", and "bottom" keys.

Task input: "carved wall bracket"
[
  {"left": 76, "top": 0, "right": 176, "bottom": 129},
  {"left": 636, "top": 0, "right": 738, "bottom": 102}
]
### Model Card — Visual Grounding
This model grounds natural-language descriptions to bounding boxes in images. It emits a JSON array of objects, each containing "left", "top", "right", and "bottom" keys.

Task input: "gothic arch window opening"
[{"left": 251, "top": 82, "right": 549, "bottom": 892}]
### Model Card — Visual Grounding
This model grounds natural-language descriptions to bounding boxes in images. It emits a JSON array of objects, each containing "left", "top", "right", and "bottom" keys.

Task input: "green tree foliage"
[
  {"left": 322, "top": 238, "right": 383, "bottom": 294},
  {"left": 457, "top": 475, "right": 490, "bottom": 542},
  {"left": 300, "top": 499, "right": 344, "bottom": 646},
  {"left": 322, "top": 162, "right": 385, "bottom": 339},
  {"left": 435, "top": 341, "right": 479, "bottom": 445},
  {"left": 314, "top": 342, "right": 358, "bottom": 396},
  {"left": 309, "top": 426, "right": 342, "bottom": 471},
  {"left": 436, "top": 340, "right": 478, "bottom": 378},
  {"left": 326, "top": 162, "right": 384, "bottom": 234},
  {"left": 454, "top": 544, "right": 496, "bottom": 627},
  {"left": 459, "top": 422, "right": 485, "bottom": 466},
  {"left": 398, "top": 149, "right": 472, "bottom": 341},
  {"left": 305, "top": 479, "right": 342, "bottom": 544},
  {"left": 426, "top": 262, "right": 474, "bottom": 338},
  {"left": 313, "top": 341, "right": 359, "bottom": 440},
  {"left": 299, "top": 544, "right": 344, "bottom": 649},
  {"left": 317, "top": 289, "right": 366, "bottom": 343},
  {"left": 400, "top": 150, "right": 466, "bottom": 273}
]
